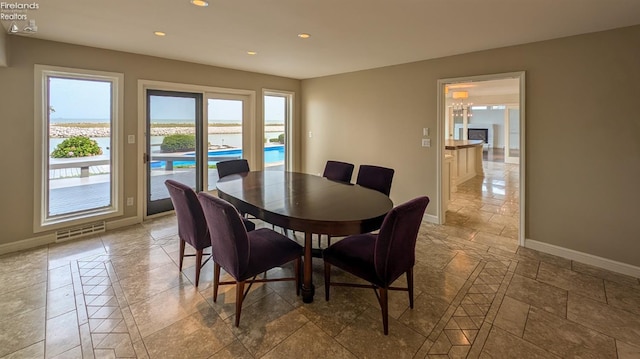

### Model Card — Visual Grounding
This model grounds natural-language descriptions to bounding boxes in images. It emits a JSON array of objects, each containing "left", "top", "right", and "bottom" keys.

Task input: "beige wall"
[
  {"left": 301, "top": 25, "right": 640, "bottom": 267},
  {"left": 0, "top": 36, "right": 301, "bottom": 245},
  {"left": 0, "top": 29, "right": 7, "bottom": 66}
]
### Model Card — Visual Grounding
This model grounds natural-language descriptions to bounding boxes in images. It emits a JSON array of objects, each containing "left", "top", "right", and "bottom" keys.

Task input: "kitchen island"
[{"left": 445, "top": 139, "right": 484, "bottom": 187}]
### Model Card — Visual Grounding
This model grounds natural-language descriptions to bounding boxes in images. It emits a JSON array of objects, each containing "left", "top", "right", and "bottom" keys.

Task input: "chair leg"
[
  {"left": 295, "top": 257, "right": 301, "bottom": 296},
  {"left": 235, "top": 281, "right": 245, "bottom": 327},
  {"left": 195, "top": 249, "right": 203, "bottom": 287},
  {"left": 324, "top": 262, "right": 331, "bottom": 301},
  {"left": 179, "top": 239, "right": 186, "bottom": 271},
  {"left": 213, "top": 263, "right": 220, "bottom": 302},
  {"left": 380, "top": 287, "right": 389, "bottom": 335},
  {"left": 407, "top": 267, "right": 414, "bottom": 309}
]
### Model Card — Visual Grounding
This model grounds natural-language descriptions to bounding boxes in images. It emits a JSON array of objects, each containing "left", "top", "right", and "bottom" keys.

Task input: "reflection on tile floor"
[{"left": 2, "top": 162, "right": 640, "bottom": 358}]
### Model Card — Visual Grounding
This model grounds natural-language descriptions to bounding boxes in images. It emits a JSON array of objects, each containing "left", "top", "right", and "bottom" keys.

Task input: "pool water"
[{"left": 150, "top": 145, "right": 284, "bottom": 169}]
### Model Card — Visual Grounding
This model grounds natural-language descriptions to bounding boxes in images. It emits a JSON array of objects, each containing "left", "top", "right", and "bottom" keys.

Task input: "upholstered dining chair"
[
  {"left": 322, "top": 160, "right": 354, "bottom": 183},
  {"left": 215, "top": 158, "right": 255, "bottom": 220},
  {"left": 317, "top": 160, "right": 356, "bottom": 249},
  {"left": 323, "top": 196, "right": 430, "bottom": 335},
  {"left": 356, "top": 165, "right": 395, "bottom": 196},
  {"left": 165, "top": 180, "right": 255, "bottom": 287},
  {"left": 217, "top": 159, "right": 250, "bottom": 178},
  {"left": 197, "top": 192, "right": 303, "bottom": 327}
]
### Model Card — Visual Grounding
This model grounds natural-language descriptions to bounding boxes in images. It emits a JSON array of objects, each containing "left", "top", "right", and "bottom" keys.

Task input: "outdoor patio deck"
[{"left": 49, "top": 165, "right": 284, "bottom": 216}]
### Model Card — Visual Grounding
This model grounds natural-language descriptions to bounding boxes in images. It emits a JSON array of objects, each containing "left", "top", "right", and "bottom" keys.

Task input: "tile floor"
[{"left": 2, "top": 161, "right": 640, "bottom": 358}]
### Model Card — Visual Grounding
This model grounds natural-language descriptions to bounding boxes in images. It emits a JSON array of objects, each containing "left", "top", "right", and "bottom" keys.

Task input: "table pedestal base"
[
  {"left": 301, "top": 283, "right": 315, "bottom": 303},
  {"left": 302, "top": 232, "right": 315, "bottom": 303}
]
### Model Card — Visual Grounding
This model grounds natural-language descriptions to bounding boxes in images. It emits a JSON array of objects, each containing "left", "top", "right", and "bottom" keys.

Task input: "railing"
[{"left": 49, "top": 156, "right": 110, "bottom": 177}]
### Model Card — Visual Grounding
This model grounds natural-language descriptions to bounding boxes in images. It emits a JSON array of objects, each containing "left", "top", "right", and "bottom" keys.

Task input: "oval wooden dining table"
[{"left": 216, "top": 170, "right": 393, "bottom": 303}]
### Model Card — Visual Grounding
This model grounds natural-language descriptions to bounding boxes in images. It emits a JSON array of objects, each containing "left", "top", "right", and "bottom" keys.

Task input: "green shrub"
[
  {"left": 161, "top": 134, "right": 196, "bottom": 153},
  {"left": 51, "top": 136, "right": 102, "bottom": 158},
  {"left": 268, "top": 133, "right": 285, "bottom": 144}
]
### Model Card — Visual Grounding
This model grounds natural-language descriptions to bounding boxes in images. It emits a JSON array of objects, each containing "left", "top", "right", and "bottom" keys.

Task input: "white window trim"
[{"left": 34, "top": 65, "right": 124, "bottom": 232}]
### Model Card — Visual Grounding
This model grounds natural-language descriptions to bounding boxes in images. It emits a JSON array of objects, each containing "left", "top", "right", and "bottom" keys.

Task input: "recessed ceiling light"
[
  {"left": 247, "top": 51, "right": 257, "bottom": 55},
  {"left": 297, "top": 33, "right": 311, "bottom": 39},
  {"left": 154, "top": 31, "right": 166, "bottom": 37},
  {"left": 190, "top": 0, "right": 209, "bottom": 7}
]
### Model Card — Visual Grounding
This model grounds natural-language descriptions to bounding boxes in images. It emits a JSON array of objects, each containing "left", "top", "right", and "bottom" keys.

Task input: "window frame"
[
  {"left": 262, "top": 89, "right": 294, "bottom": 171},
  {"left": 34, "top": 65, "right": 124, "bottom": 232}
]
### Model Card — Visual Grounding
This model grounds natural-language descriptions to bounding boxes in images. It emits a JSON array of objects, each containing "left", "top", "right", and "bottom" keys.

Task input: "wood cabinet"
[
  {"left": 443, "top": 154, "right": 453, "bottom": 211},
  {"left": 445, "top": 140, "right": 484, "bottom": 186}
]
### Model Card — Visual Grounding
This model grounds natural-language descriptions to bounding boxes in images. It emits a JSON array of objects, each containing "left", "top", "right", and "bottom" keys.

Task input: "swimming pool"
[{"left": 150, "top": 145, "right": 284, "bottom": 169}]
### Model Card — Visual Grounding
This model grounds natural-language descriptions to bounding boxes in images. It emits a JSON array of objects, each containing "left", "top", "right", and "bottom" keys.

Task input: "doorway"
[
  {"left": 138, "top": 81, "right": 257, "bottom": 219},
  {"left": 438, "top": 72, "right": 525, "bottom": 246},
  {"left": 146, "top": 90, "right": 203, "bottom": 216},
  {"left": 204, "top": 93, "right": 251, "bottom": 191}
]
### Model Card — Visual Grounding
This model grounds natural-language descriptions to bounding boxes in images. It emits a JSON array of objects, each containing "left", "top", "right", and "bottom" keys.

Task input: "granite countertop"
[{"left": 444, "top": 139, "right": 484, "bottom": 150}]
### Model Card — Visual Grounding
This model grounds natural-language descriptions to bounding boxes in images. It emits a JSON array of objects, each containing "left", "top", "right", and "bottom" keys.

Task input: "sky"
[
  {"left": 49, "top": 77, "right": 286, "bottom": 123},
  {"left": 49, "top": 77, "right": 111, "bottom": 120}
]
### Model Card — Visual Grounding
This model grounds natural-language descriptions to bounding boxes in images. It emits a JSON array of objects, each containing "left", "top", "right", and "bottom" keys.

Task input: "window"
[
  {"left": 35, "top": 66, "right": 123, "bottom": 231},
  {"left": 263, "top": 90, "right": 293, "bottom": 171}
]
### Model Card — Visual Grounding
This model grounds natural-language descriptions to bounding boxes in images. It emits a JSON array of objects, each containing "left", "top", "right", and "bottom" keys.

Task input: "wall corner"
[{"left": 0, "top": 30, "right": 8, "bottom": 67}]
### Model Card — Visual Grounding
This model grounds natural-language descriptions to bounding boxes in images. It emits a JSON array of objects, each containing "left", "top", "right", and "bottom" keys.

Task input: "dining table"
[{"left": 216, "top": 170, "right": 393, "bottom": 303}]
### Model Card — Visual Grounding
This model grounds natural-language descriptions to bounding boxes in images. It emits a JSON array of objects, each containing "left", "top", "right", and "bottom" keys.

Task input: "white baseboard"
[
  {"left": 525, "top": 239, "right": 640, "bottom": 278},
  {"left": 105, "top": 216, "right": 142, "bottom": 231},
  {"left": 0, "top": 216, "right": 143, "bottom": 256},
  {"left": 424, "top": 214, "right": 439, "bottom": 224},
  {"left": 0, "top": 233, "right": 56, "bottom": 256}
]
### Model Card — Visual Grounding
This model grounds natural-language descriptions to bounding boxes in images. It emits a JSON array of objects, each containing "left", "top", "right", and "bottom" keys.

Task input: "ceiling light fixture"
[
  {"left": 190, "top": 0, "right": 209, "bottom": 7},
  {"left": 450, "top": 91, "right": 473, "bottom": 118},
  {"left": 297, "top": 33, "right": 311, "bottom": 39},
  {"left": 247, "top": 51, "right": 257, "bottom": 55},
  {"left": 154, "top": 31, "right": 166, "bottom": 37},
  {"left": 452, "top": 91, "right": 469, "bottom": 99}
]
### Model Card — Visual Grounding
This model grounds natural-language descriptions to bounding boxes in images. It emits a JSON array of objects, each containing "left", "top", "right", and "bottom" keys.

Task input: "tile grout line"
[
  {"left": 463, "top": 260, "right": 514, "bottom": 358},
  {"left": 421, "top": 260, "right": 487, "bottom": 355},
  {"left": 72, "top": 259, "right": 95, "bottom": 359},
  {"left": 106, "top": 259, "right": 150, "bottom": 357},
  {"left": 483, "top": 260, "right": 517, "bottom": 325}
]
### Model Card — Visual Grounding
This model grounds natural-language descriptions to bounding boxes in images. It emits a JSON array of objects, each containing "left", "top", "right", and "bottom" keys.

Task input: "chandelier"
[{"left": 450, "top": 91, "right": 473, "bottom": 118}]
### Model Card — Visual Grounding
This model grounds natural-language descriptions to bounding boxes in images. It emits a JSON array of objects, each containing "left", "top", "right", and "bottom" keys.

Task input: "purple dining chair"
[
  {"left": 356, "top": 165, "right": 395, "bottom": 196},
  {"left": 197, "top": 192, "right": 303, "bottom": 327},
  {"left": 165, "top": 180, "right": 255, "bottom": 287},
  {"left": 216, "top": 159, "right": 250, "bottom": 178},
  {"left": 323, "top": 196, "right": 430, "bottom": 335},
  {"left": 322, "top": 160, "right": 354, "bottom": 183}
]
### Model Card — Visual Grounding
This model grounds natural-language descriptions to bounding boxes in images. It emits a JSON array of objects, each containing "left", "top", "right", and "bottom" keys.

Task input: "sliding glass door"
[
  {"left": 146, "top": 90, "right": 203, "bottom": 215},
  {"left": 141, "top": 84, "right": 258, "bottom": 217},
  {"left": 205, "top": 95, "right": 246, "bottom": 191}
]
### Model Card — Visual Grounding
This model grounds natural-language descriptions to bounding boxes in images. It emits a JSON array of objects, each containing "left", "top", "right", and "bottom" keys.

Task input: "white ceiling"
[{"left": 3, "top": 0, "right": 640, "bottom": 79}]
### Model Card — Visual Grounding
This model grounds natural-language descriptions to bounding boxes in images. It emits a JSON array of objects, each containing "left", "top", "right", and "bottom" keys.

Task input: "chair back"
[
  {"left": 164, "top": 180, "right": 210, "bottom": 250},
  {"left": 197, "top": 192, "right": 250, "bottom": 280},
  {"left": 356, "top": 165, "right": 395, "bottom": 196},
  {"left": 217, "top": 159, "right": 250, "bottom": 178},
  {"left": 374, "top": 196, "right": 429, "bottom": 285},
  {"left": 323, "top": 160, "right": 354, "bottom": 183}
]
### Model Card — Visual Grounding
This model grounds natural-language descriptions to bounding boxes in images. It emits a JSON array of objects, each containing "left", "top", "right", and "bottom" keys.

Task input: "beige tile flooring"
[{"left": 2, "top": 162, "right": 640, "bottom": 358}]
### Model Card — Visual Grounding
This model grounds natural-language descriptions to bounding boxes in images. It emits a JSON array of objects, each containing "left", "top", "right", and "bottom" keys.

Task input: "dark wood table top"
[
  {"left": 216, "top": 171, "right": 394, "bottom": 236},
  {"left": 217, "top": 170, "right": 394, "bottom": 303}
]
